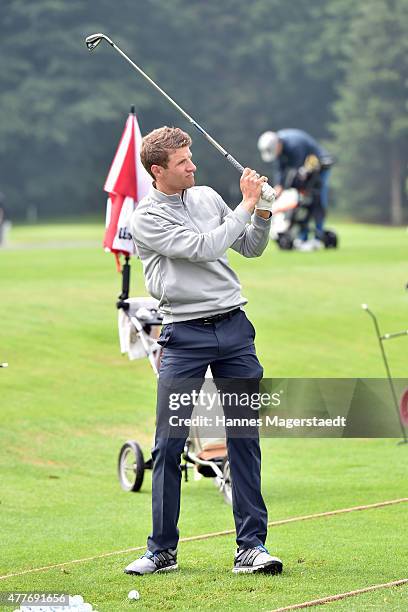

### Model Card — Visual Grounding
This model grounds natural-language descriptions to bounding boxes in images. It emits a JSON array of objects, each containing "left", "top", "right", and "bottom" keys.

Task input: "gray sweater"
[{"left": 131, "top": 185, "right": 271, "bottom": 323}]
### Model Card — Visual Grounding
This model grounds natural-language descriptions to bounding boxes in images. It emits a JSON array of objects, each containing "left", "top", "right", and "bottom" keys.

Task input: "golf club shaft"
[
  {"left": 105, "top": 38, "right": 245, "bottom": 174},
  {"left": 85, "top": 32, "right": 276, "bottom": 203},
  {"left": 86, "top": 33, "right": 275, "bottom": 200}
]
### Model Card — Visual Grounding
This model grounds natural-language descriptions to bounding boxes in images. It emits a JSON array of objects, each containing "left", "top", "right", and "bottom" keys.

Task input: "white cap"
[{"left": 257, "top": 131, "right": 279, "bottom": 162}]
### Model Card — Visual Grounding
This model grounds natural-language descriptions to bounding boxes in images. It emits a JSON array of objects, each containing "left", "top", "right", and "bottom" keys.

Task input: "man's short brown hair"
[{"left": 141, "top": 126, "right": 192, "bottom": 178}]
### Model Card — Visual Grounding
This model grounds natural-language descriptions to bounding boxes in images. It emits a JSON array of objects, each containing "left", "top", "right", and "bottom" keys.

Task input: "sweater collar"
[{"left": 149, "top": 184, "right": 186, "bottom": 205}]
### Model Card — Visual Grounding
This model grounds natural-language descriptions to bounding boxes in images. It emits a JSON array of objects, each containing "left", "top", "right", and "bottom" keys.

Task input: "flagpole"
[{"left": 117, "top": 255, "right": 131, "bottom": 309}]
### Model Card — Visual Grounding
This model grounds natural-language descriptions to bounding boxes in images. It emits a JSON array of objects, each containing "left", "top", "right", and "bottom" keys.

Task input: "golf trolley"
[
  {"left": 270, "top": 157, "right": 338, "bottom": 251},
  {"left": 116, "top": 258, "right": 233, "bottom": 505}
]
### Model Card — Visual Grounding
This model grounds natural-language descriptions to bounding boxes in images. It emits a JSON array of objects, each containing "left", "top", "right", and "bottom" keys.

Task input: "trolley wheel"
[
  {"left": 276, "top": 233, "right": 294, "bottom": 250},
  {"left": 118, "top": 440, "right": 145, "bottom": 492},
  {"left": 222, "top": 458, "right": 233, "bottom": 506},
  {"left": 322, "top": 229, "right": 338, "bottom": 248}
]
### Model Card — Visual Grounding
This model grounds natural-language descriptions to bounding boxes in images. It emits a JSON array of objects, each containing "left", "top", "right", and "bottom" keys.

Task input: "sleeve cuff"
[
  {"left": 252, "top": 211, "right": 272, "bottom": 226},
  {"left": 234, "top": 203, "right": 252, "bottom": 225}
]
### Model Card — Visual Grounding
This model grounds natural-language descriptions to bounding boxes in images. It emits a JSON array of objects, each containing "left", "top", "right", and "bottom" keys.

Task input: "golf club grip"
[
  {"left": 225, "top": 154, "right": 275, "bottom": 200},
  {"left": 225, "top": 154, "right": 244, "bottom": 174}
]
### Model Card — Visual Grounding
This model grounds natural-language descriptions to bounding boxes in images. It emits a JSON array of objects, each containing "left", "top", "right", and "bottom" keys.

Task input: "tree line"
[{"left": 0, "top": 0, "right": 406, "bottom": 223}]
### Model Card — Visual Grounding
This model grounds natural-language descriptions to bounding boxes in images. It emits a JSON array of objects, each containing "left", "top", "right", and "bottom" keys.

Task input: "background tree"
[
  {"left": 330, "top": 0, "right": 408, "bottom": 224},
  {"left": 0, "top": 0, "right": 405, "bottom": 223}
]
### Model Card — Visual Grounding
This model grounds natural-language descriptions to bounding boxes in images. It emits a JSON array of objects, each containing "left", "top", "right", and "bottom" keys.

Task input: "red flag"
[{"left": 103, "top": 110, "right": 151, "bottom": 268}]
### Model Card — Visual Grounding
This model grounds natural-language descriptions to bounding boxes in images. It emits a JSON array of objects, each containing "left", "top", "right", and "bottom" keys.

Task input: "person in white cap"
[{"left": 257, "top": 129, "right": 334, "bottom": 243}]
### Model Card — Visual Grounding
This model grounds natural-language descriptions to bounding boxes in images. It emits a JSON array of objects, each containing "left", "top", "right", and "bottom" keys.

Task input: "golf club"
[
  {"left": 85, "top": 33, "right": 276, "bottom": 202},
  {"left": 362, "top": 304, "right": 408, "bottom": 444}
]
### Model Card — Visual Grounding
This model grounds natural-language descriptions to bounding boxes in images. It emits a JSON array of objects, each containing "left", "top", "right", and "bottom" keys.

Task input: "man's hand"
[
  {"left": 255, "top": 208, "right": 272, "bottom": 219},
  {"left": 240, "top": 168, "right": 268, "bottom": 214},
  {"left": 255, "top": 181, "right": 276, "bottom": 217}
]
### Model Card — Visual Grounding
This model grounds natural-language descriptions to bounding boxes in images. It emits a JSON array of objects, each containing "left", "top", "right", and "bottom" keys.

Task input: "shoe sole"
[
  {"left": 232, "top": 560, "right": 283, "bottom": 575},
  {"left": 124, "top": 563, "right": 178, "bottom": 576}
]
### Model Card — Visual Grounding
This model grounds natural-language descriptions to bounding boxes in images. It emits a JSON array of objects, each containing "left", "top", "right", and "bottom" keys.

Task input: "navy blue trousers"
[{"left": 147, "top": 309, "right": 268, "bottom": 553}]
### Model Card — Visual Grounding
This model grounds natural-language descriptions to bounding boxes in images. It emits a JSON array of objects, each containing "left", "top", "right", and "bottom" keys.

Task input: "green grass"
[{"left": 0, "top": 222, "right": 407, "bottom": 611}]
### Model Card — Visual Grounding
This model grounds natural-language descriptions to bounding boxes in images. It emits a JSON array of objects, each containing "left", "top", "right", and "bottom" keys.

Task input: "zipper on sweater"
[{"left": 181, "top": 189, "right": 201, "bottom": 233}]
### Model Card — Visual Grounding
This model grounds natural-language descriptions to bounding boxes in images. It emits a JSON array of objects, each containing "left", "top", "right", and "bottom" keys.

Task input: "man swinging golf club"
[{"left": 123, "top": 126, "right": 293, "bottom": 576}]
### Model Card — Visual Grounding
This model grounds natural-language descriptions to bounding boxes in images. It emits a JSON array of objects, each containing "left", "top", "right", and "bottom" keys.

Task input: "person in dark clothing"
[{"left": 257, "top": 129, "right": 334, "bottom": 242}]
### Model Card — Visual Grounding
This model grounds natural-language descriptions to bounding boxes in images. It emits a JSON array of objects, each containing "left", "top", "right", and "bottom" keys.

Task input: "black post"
[{"left": 117, "top": 255, "right": 131, "bottom": 310}]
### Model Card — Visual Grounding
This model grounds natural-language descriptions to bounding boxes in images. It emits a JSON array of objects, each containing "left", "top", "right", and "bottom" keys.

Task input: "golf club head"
[{"left": 85, "top": 33, "right": 111, "bottom": 51}]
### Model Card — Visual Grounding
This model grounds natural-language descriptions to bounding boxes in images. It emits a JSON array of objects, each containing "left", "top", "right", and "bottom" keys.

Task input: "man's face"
[{"left": 153, "top": 146, "right": 196, "bottom": 194}]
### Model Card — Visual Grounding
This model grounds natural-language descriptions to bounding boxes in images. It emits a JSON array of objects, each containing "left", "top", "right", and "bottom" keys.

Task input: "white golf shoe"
[
  {"left": 293, "top": 238, "right": 315, "bottom": 252},
  {"left": 232, "top": 545, "right": 283, "bottom": 574},
  {"left": 310, "top": 238, "right": 324, "bottom": 249},
  {"left": 124, "top": 549, "right": 178, "bottom": 575}
]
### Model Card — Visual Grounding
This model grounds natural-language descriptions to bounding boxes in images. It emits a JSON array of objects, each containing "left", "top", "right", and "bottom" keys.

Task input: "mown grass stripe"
[
  {"left": 269, "top": 578, "right": 408, "bottom": 611},
  {"left": 1, "top": 497, "right": 406, "bottom": 581}
]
